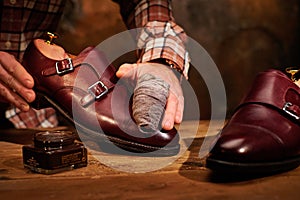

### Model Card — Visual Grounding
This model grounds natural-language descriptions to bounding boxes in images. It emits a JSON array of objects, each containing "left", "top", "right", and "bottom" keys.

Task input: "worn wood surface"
[{"left": 0, "top": 121, "right": 299, "bottom": 200}]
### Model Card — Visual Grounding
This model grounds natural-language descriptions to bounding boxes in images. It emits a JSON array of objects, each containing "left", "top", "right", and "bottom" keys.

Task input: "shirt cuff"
[{"left": 136, "top": 21, "right": 190, "bottom": 79}]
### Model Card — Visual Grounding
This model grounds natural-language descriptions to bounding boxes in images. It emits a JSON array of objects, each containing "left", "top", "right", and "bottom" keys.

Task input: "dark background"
[{"left": 56, "top": 0, "right": 300, "bottom": 120}]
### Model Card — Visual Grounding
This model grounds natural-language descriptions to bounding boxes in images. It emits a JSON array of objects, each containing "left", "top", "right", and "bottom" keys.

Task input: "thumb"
[{"left": 116, "top": 63, "right": 138, "bottom": 78}]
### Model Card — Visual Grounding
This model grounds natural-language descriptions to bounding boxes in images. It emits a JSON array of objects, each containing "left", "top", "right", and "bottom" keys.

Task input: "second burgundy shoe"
[
  {"left": 22, "top": 39, "right": 180, "bottom": 156},
  {"left": 206, "top": 69, "right": 300, "bottom": 174}
]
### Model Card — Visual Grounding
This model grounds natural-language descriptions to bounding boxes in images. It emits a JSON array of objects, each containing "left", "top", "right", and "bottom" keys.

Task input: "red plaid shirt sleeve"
[
  {"left": 0, "top": 0, "right": 65, "bottom": 61},
  {"left": 117, "top": 0, "right": 190, "bottom": 78},
  {"left": 114, "top": 0, "right": 190, "bottom": 78},
  {"left": 5, "top": 107, "right": 58, "bottom": 129}
]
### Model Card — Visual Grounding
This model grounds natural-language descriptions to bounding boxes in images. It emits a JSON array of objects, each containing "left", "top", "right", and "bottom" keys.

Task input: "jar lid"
[{"left": 34, "top": 131, "right": 75, "bottom": 149}]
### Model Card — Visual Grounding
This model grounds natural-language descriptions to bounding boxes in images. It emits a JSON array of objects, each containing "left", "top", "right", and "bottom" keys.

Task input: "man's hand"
[
  {"left": 0, "top": 52, "right": 35, "bottom": 111},
  {"left": 116, "top": 62, "right": 184, "bottom": 130}
]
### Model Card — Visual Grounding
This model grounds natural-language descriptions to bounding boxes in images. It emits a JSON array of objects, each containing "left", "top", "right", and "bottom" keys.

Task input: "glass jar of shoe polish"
[{"left": 22, "top": 131, "right": 87, "bottom": 174}]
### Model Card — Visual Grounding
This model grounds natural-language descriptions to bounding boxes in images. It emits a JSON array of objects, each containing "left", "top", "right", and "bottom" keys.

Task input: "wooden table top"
[{"left": 1, "top": 120, "right": 299, "bottom": 200}]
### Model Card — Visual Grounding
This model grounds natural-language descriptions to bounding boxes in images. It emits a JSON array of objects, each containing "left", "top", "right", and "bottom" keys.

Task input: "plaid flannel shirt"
[{"left": 1, "top": 0, "right": 190, "bottom": 128}]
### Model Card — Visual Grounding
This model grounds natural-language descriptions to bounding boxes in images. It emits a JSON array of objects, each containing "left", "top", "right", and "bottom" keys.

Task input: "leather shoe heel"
[
  {"left": 22, "top": 39, "right": 180, "bottom": 156},
  {"left": 206, "top": 69, "right": 300, "bottom": 174}
]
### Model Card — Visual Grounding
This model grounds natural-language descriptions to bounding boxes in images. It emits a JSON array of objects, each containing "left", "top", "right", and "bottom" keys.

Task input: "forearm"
[{"left": 113, "top": 0, "right": 190, "bottom": 78}]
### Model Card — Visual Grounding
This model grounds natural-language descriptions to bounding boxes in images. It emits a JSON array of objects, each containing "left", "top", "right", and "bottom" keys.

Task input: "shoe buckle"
[
  {"left": 283, "top": 102, "right": 300, "bottom": 120},
  {"left": 55, "top": 58, "right": 74, "bottom": 75},
  {"left": 88, "top": 81, "right": 108, "bottom": 100}
]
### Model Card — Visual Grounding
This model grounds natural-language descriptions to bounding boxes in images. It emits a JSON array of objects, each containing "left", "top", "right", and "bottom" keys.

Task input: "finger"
[
  {"left": 0, "top": 84, "right": 30, "bottom": 111},
  {"left": 175, "top": 95, "right": 184, "bottom": 123},
  {"left": 0, "top": 67, "right": 35, "bottom": 103},
  {"left": 162, "top": 92, "right": 178, "bottom": 130},
  {"left": 0, "top": 52, "right": 34, "bottom": 88}
]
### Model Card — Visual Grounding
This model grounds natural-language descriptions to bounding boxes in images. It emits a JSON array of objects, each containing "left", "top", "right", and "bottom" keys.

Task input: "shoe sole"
[
  {"left": 32, "top": 93, "right": 180, "bottom": 157},
  {"left": 206, "top": 156, "right": 300, "bottom": 174}
]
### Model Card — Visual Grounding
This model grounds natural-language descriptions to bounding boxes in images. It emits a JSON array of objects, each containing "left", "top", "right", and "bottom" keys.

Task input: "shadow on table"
[{"left": 0, "top": 126, "right": 73, "bottom": 145}]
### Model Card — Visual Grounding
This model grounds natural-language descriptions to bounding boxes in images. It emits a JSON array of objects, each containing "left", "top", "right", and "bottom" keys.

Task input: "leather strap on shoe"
[
  {"left": 41, "top": 58, "right": 86, "bottom": 76},
  {"left": 238, "top": 70, "right": 300, "bottom": 122},
  {"left": 40, "top": 57, "right": 116, "bottom": 107},
  {"left": 80, "top": 77, "right": 115, "bottom": 107}
]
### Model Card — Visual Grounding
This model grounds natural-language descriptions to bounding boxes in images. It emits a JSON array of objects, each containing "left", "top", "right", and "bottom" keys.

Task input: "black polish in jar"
[{"left": 22, "top": 131, "right": 87, "bottom": 174}]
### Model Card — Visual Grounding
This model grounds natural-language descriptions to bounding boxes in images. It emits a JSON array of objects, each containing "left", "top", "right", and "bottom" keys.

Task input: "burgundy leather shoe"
[
  {"left": 206, "top": 69, "right": 300, "bottom": 174},
  {"left": 22, "top": 39, "right": 180, "bottom": 156}
]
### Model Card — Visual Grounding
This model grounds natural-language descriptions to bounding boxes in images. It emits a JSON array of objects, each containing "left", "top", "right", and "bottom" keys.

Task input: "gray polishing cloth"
[{"left": 132, "top": 73, "right": 170, "bottom": 132}]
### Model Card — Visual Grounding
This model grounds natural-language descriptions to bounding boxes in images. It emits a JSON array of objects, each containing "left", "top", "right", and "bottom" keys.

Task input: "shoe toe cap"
[{"left": 209, "top": 124, "right": 285, "bottom": 162}]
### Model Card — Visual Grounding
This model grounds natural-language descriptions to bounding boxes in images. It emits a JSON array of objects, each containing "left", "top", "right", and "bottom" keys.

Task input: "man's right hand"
[{"left": 0, "top": 51, "right": 35, "bottom": 111}]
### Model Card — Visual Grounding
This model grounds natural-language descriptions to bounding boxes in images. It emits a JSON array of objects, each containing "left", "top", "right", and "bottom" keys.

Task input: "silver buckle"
[
  {"left": 88, "top": 81, "right": 108, "bottom": 100},
  {"left": 55, "top": 58, "right": 74, "bottom": 75},
  {"left": 283, "top": 102, "right": 300, "bottom": 120}
]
